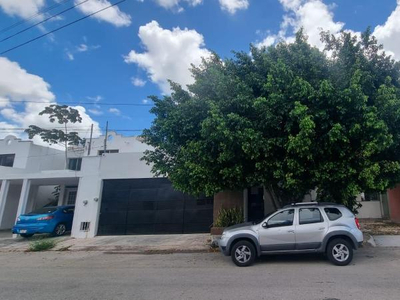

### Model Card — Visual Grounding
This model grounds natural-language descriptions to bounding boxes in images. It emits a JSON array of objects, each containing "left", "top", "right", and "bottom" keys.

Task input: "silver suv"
[{"left": 218, "top": 202, "right": 363, "bottom": 267}]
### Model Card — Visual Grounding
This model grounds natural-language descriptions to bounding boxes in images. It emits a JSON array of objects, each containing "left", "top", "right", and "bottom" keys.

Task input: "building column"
[
  {"left": 0, "top": 180, "right": 11, "bottom": 228},
  {"left": 15, "top": 179, "right": 31, "bottom": 223},
  {"left": 58, "top": 184, "right": 66, "bottom": 206}
]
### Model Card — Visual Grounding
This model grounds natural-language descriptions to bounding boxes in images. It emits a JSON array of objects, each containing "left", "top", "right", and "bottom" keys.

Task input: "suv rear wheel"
[
  {"left": 327, "top": 238, "right": 353, "bottom": 266},
  {"left": 231, "top": 240, "right": 256, "bottom": 267}
]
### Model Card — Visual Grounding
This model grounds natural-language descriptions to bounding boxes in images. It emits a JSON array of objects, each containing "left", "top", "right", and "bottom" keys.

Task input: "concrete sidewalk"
[
  {"left": 372, "top": 235, "right": 400, "bottom": 247},
  {"left": 0, "top": 232, "right": 212, "bottom": 253}
]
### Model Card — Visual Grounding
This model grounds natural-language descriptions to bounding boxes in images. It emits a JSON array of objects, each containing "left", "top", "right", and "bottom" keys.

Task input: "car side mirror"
[{"left": 262, "top": 222, "right": 269, "bottom": 228}]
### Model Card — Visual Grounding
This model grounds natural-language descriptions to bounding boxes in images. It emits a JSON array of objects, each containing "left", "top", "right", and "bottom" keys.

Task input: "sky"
[{"left": 0, "top": 0, "right": 399, "bottom": 146}]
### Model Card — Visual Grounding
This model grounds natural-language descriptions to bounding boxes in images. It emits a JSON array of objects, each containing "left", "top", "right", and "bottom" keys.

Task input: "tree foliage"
[
  {"left": 25, "top": 104, "right": 84, "bottom": 146},
  {"left": 142, "top": 29, "right": 400, "bottom": 210}
]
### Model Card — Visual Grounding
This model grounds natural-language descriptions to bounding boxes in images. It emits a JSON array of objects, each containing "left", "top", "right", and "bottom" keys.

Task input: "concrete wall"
[
  {"left": 388, "top": 185, "right": 400, "bottom": 223},
  {"left": 84, "top": 132, "right": 151, "bottom": 157},
  {"left": 0, "top": 184, "right": 21, "bottom": 229},
  {"left": 213, "top": 190, "right": 244, "bottom": 223},
  {"left": 356, "top": 201, "right": 383, "bottom": 219},
  {"left": 0, "top": 135, "right": 65, "bottom": 172}
]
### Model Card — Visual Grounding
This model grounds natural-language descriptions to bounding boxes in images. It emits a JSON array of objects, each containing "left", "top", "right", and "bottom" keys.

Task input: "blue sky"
[{"left": 0, "top": 0, "right": 399, "bottom": 143}]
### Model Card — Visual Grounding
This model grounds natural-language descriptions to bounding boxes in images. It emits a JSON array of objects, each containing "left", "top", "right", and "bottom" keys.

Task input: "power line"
[
  {"left": 0, "top": 0, "right": 73, "bottom": 34},
  {"left": 0, "top": 100, "right": 153, "bottom": 106},
  {"left": 1, "top": 0, "right": 90, "bottom": 43},
  {"left": 0, "top": 0, "right": 127, "bottom": 55}
]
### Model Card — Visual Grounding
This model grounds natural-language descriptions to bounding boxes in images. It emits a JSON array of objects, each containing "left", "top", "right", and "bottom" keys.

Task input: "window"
[
  {"left": 0, "top": 154, "right": 15, "bottom": 167},
  {"left": 324, "top": 208, "right": 342, "bottom": 221},
  {"left": 27, "top": 207, "right": 57, "bottom": 215},
  {"left": 68, "top": 158, "right": 82, "bottom": 171},
  {"left": 299, "top": 208, "right": 323, "bottom": 225},
  {"left": 267, "top": 209, "right": 294, "bottom": 227},
  {"left": 66, "top": 191, "right": 77, "bottom": 205},
  {"left": 98, "top": 149, "right": 119, "bottom": 155}
]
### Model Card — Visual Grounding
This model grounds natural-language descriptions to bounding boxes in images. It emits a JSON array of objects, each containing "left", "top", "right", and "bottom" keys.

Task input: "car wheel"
[
  {"left": 231, "top": 240, "right": 256, "bottom": 267},
  {"left": 20, "top": 234, "right": 33, "bottom": 238},
  {"left": 53, "top": 223, "right": 67, "bottom": 237},
  {"left": 327, "top": 238, "right": 353, "bottom": 266}
]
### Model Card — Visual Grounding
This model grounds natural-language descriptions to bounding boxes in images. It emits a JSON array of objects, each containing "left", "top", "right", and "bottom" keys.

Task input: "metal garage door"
[{"left": 97, "top": 178, "right": 214, "bottom": 235}]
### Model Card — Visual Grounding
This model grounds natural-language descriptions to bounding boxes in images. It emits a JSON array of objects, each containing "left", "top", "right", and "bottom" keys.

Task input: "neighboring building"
[{"left": 0, "top": 133, "right": 213, "bottom": 238}]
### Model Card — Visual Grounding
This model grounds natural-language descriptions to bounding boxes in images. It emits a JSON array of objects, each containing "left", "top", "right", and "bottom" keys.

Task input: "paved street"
[{"left": 0, "top": 247, "right": 399, "bottom": 300}]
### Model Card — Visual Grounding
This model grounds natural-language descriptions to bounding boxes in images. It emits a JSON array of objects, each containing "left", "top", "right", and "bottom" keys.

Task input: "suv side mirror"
[{"left": 262, "top": 222, "right": 269, "bottom": 228}]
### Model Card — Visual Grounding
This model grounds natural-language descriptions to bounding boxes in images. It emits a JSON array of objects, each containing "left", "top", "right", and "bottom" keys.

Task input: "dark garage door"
[{"left": 98, "top": 178, "right": 214, "bottom": 235}]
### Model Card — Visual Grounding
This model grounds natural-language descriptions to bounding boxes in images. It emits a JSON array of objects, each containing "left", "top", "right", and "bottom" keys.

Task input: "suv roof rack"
[{"left": 282, "top": 202, "right": 343, "bottom": 208}]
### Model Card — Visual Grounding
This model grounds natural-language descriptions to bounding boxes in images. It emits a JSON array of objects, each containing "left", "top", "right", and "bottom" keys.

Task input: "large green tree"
[
  {"left": 25, "top": 104, "right": 84, "bottom": 167},
  {"left": 142, "top": 29, "right": 400, "bottom": 211}
]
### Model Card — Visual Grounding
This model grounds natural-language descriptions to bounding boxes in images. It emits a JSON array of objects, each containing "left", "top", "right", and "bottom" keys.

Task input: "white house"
[
  {"left": 0, "top": 132, "right": 389, "bottom": 240},
  {"left": 0, "top": 133, "right": 213, "bottom": 238}
]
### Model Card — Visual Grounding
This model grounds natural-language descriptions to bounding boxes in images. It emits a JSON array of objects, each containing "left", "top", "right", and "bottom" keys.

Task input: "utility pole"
[
  {"left": 88, "top": 123, "right": 93, "bottom": 156},
  {"left": 103, "top": 121, "right": 108, "bottom": 154}
]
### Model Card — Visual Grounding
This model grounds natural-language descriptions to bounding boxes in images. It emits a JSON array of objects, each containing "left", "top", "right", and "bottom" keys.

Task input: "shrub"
[
  {"left": 214, "top": 207, "right": 244, "bottom": 227},
  {"left": 29, "top": 239, "right": 56, "bottom": 252}
]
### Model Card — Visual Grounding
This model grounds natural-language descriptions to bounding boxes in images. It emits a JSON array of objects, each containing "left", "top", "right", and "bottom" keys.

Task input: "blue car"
[{"left": 12, "top": 206, "right": 75, "bottom": 238}]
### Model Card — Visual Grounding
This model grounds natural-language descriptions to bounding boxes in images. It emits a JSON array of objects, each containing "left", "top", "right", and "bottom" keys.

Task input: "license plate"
[{"left": 19, "top": 230, "right": 27, "bottom": 234}]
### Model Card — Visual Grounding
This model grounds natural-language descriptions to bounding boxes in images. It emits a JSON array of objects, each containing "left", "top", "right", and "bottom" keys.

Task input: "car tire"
[
  {"left": 53, "top": 223, "right": 67, "bottom": 237},
  {"left": 231, "top": 240, "right": 256, "bottom": 267},
  {"left": 20, "top": 234, "right": 33, "bottom": 238},
  {"left": 327, "top": 238, "right": 353, "bottom": 266}
]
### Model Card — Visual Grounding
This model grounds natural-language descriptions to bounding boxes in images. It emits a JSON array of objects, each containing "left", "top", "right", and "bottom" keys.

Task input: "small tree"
[
  {"left": 25, "top": 104, "right": 83, "bottom": 167},
  {"left": 142, "top": 29, "right": 400, "bottom": 212}
]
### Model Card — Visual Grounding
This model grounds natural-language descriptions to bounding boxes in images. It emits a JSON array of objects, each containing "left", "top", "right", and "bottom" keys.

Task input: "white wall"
[
  {"left": 0, "top": 135, "right": 65, "bottom": 173},
  {"left": 84, "top": 132, "right": 151, "bottom": 157},
  {"left": 0, "top": 184, "right": 20, "bottom": 229},
  {"left": 357, "top": 201, "right": 383, "bottom": 219}
]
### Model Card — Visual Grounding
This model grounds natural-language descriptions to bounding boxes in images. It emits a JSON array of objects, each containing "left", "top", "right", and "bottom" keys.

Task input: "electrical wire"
[
  {"left": 0, "top": 0, "right": 127, "bottom": 55},
  {"left": 0, "top": 0, "right": 91, "bottom": 43},
  {"left": 0, "top": 0, "right": 73, "bottom": 34},
  {"left": 0, "top": 100, "right": 153, "bottom": 106}
]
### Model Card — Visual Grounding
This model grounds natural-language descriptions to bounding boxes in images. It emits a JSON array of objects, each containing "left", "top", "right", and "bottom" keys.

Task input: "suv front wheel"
[
  {"left": 231, "top": 240, "right": 256, "bottom": 267},
  {"left": 327, "top": 238, "right": 353, "bottom": 266}
]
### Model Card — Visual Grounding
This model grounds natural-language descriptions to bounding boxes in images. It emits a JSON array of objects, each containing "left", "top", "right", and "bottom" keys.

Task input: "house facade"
[{"left": 1, "top": 133, "right": 399, "bottom": 240}]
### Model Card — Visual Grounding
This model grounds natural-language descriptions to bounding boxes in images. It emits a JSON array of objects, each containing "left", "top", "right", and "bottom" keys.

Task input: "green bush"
[
  {"left": 214, "top": 207, "right": 244, "bottom": 227},
  {"left": 29, "top": 239, "right": 56, "bottom": 252}
]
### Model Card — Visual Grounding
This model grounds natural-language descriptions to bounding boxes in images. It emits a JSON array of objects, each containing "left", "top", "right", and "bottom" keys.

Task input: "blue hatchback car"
[{"left": 12, "top": 206, "right": 75, "bottom": 238}]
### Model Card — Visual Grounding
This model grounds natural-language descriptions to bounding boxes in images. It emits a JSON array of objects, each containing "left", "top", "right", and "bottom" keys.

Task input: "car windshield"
[{"left": 27, "top": 207, "right": 57, "bottom": 215}]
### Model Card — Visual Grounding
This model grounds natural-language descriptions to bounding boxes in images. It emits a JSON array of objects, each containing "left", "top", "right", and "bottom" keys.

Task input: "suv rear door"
[
  {"left": 259, "top": 209, "right": 296, "bottom": 251},
  {"left": 295, "top": 207, "right": 327, "bottom": 250}
]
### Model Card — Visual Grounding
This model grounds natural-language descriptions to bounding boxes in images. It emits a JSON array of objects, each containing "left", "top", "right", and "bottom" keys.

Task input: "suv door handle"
[
  {"left": 318, "top": 227, "right": 325, "bottom": 230},
  {"left": 287, "top": 230, "right": 295, "bottom": 233}
]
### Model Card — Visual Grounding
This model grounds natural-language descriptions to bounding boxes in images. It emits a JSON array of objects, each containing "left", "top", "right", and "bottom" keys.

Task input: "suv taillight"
[{"left": 355, "top": 217, "right": 361, "bottom": 230}]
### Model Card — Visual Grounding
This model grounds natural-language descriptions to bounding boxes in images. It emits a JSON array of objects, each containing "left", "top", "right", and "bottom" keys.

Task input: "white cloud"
[
  {"left": 153, "top": 0, "right": 202, "bottom": 11},
  {"left": 65, "top": 43, "right": 100, "bottom": 61},
  {"left": 0, "top": 0, "right": 45, "bottom": 19},
  {"left": 131, "top": 77, "right": 146, "bottom": 87},
  {"left": 0, "top": 57, "right": 100, "bottom": 143},
  {"left": 66, "top": 51, "right": 75, "bottom": 61},
  {"left": 88, "top": 108, "right": 103, "bottom": 116},
  {"left": 142, "top": 99, "right": 149, "bottom": 104},
  {"left": 108, "top": 108, "right": 121, "bottom": 115},
  {"left": 74, "top": 0, "right": 131, "bottom": 27},
  {"left": 124, "top": 21, "right": 211, "bottom": 93},
  {"left": 256, "top": 0, "right": 344, "bottom": 50},
  {"left": 373, "top": 0, "right": 400, "bottom": 59},
  {"left": 219, "top": 0, "right": 249, "bottom": 14}
]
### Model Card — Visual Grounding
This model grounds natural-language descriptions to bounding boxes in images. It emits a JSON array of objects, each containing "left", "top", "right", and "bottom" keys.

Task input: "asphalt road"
[{"left": 0, "top": 247, "right": 399, "bottom": 300}]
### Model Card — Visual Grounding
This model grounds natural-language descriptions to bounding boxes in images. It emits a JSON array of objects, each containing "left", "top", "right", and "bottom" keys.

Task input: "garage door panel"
[
  {"left": 98, "top": 178, "right": 213, "bottom": 235},
  {"left": 98, "top": 211, "right": 127, "bottom": 225},
  {"left": 126, "top": 211, "right": 156, "bottom": 224},
  {"left": 155, "top": 209, "right": 184, "bottom": 224}
]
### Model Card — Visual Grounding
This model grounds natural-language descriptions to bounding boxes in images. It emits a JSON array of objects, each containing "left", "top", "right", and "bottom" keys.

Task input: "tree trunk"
[{"left": 264, "top": 184, "right": 282, "bottom": 210}]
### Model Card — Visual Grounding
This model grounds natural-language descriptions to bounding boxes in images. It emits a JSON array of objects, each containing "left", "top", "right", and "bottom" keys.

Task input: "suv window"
[
  {"left": 267, "top": 209, "right": 294, "bottom": 227},
  {"left": 299, "top": 208, "right": 323, "bottom": 225},
  {"left": 324, "top": 207, "right": 342, "bottom": 221}
]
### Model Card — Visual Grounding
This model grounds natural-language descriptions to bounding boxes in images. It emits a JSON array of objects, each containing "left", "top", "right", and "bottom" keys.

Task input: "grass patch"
[{"left": 29, "top": 239, "right": 56, "bottom": 252}]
